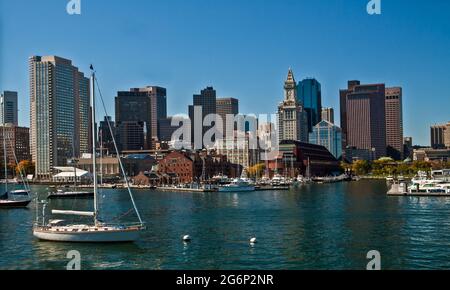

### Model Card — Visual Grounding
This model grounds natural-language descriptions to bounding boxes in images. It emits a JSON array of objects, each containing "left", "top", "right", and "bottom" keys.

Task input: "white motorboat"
[{"left": 218, "top": 178, "right": 255, "bottom": 192}]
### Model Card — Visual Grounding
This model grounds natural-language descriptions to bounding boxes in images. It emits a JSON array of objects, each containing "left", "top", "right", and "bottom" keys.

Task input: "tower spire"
[{"left": 286, "top": 68, "right": 295, "bottom": 84}]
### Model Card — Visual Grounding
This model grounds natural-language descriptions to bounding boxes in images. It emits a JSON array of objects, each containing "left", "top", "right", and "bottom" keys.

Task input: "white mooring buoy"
[
  {"left": 250, "top": 237, "right": 257, "bottom": 244},
  {"left": 183, "top": 235, "right": 191, "bottom": 242}
]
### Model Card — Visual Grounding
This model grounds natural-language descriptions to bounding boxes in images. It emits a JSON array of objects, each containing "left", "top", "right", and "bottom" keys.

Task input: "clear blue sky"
[{"left": 1, "top": 0, "right": 449, "bottom": 146}]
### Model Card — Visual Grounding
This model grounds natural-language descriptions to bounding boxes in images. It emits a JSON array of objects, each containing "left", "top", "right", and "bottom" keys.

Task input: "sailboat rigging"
[
  {"left": 33, "top": 67, "right": 145, "bottom": 242},
  {"left": 0, "top": 100, "right": 32, "bottom": 208}
]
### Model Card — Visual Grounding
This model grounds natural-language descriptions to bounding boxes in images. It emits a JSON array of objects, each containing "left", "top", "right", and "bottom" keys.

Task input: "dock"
[
  {"left": 255, "top": 186, "right": 290, "bottom": 191},
  {"left": 156, "top": 187, "right": 217, "bottom": 193}
]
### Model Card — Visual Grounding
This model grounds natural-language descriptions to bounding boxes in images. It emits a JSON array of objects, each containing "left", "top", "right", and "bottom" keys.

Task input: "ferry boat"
[
  {"left": 393, "top": 178, "right": 450, "bottom": 196},
  {"left": 218, "top": 178, "right": 255, "bottom": 192},
  {"left": 432, "top": 169, "right": 450, "bottom": 182}
]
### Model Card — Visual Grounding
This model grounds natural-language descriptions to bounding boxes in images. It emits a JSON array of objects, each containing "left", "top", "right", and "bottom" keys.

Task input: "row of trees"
[
  {"left": 0, "top": 160, "right": 35, "bottom": 178},
  {"left": 341, "top": 158, "right": 450, "bottom": 176}
]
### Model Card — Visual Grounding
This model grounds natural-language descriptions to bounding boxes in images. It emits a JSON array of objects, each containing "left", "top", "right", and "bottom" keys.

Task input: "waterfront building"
[
  {"left": 0, "top": 125, "right": 31, "bottom": 165},
  {"left": 413, "top": 148, "right": 450, "bottom": 162},
  {"left": 321, "top": 107, "right": 334, "bottom": 124},
  {"left": 267, "top": 140, "right": 340, "bottom": 177},
  {"left": 116, "top": 121, "right": 146, "bottom": 151},
  {"left": 277, "top": 69, "right": 308, "bottom": 143},
  {"left": 0, "top": 91, "right": 18, "bottom": 126},
  {"left": 78, "top": 153, "right": 155, "bottom": 178},
  {"left": 98, "top": 116, "right": 116, "bottom": 155},
  {"left": 78, "top": 155, "right": 120, "bottom": 177},
  {"left": 29, "top": 56, "right": 90, "bottom": 179},
  {"left": 216, "top": 97, "right": 239, "bottom": 138},
  {"left": 431, "top": 122, "right": 450, "bottom": 149},
  {"left": 339, "top": 81, "right": 387, "bottom": 160},
  {"left": 214, "top": 132, "right": 260, "bottom": 170},
  {"left": 51, "top": 167, "right": 92, "bottom": 183},
  {"left": 297, "top": 78, "right": 322, "bottom": 133},
  {"left": 344, "top": 147, "right": 376, "bottom": 162},
  {"left": 157, "top": 150, "right": 239, "bottom": 184},
  {"left": 188, "top": 87, "right": 217, "bottom": 149},
  {"left": 385, "top": 87, "right": 404, "bottom": 160},
  {"left": 122, "top": 154, "right": 157, "bottom": 177},
  {"left": 309, "top": 120, "right": 342, "bottom": 159}
]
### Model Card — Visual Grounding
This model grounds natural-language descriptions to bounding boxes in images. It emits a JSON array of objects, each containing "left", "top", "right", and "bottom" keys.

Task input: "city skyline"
[{"left": 1, "top": 0, "right": 450, "bottom": 146}]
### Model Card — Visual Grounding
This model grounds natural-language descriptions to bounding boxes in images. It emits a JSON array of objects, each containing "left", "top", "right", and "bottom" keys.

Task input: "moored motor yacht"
[{"left": 218, "top": 178, "right": 255, "bottom": 192}]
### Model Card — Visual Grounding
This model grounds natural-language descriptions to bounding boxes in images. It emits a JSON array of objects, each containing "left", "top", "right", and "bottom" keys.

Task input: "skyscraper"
[
  {"left": 431, "top": 122, "right": 450, "bottom": 149},
  {"left": 29, "top": 56, "right": 90, "bottom": 179},
  {"left": 298, "top": 78, "right": 322, "bottom": 132},
  {"left": 115, "top": 87, "right": 167, "bottom": 150},
  {"left": 339, "top": 80, "right": 360, "bottom": 149},
  {"left": 216, "top": 97, "right": 239, "bottom": 138},
  {"left": 116, "top": 121, "right": 146, "bottom": 151},
  {"left": 446, "top": 122, "right": 450, "bottom": 148},
  {"left": 309, "top": 120, "right": 342, "bottom": 159},
  {"left": 189, "top": 86, "right": 217, "bottom": 149},
  {"left": 0, "top": 125, "right": 30, "bottom": 164},
  {"left": 98, "top": 116, "right": 116, "bottom": 155},
  {"left": 277, "top": 69, "right": 308, "bottom": 143},
  {"left": 385, "top": 87, "right": 404, "bottom": 160},
  {"left": 321, "top": 107, "right": 334, "bottom": 124},
  {"left": 340, "top": 81, "right": 387, "bottom": 160},
  {"left": 404, "top": 137, "right": 413, "bottom": 159},
  {"left": 0, "top": 91, "right": 18, "bottom": 126}
]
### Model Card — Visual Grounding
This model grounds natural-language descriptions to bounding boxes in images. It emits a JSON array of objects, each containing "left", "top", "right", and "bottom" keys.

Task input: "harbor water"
[{"left": 1, "top": 180, "right": 450, "bottom": 270}]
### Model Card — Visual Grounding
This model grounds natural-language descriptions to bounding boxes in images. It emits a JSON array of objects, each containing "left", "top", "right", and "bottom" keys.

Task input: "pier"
[{"left": 156, "top": 187, "right": 217, "bottom": 193}]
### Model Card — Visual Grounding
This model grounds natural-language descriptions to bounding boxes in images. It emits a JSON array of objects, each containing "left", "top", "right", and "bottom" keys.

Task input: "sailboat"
[
  {"left": 0, "top": 107, "right": 32, "bottom": 208},
  {"left": 33, "top": 68, "right": 145, "bottom": 242}
]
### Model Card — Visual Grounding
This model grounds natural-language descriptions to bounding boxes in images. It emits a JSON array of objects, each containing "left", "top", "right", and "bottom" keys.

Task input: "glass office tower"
[
  {"left": 297, "top": 78, "right": 322, "bottom": 133},
  {"left": 30, "top": 56, "right": 90, "bottom": 179}
]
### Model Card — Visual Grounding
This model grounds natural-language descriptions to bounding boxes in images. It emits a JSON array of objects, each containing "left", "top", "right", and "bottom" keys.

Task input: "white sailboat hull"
[{"left": 33, "top": 226, "right": 144, "bottom": 243}]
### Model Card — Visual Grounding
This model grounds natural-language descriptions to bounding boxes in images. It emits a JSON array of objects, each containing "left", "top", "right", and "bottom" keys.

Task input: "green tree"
[{"left": 352, "top": 160, "right": 371, "bottom": 175}]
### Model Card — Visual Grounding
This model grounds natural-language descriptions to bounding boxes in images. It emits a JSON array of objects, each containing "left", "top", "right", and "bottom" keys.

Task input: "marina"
[{"left": 3, "top": 180, "right": 450, "bottom": 270}]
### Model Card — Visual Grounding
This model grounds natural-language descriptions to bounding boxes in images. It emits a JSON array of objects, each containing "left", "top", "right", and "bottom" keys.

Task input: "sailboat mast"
[
  {"left": 91, "top": 71, "right": 98, "bottom": 223},
  {"left": 2, "top": 129, "right": 7, "bottom": 192}
]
